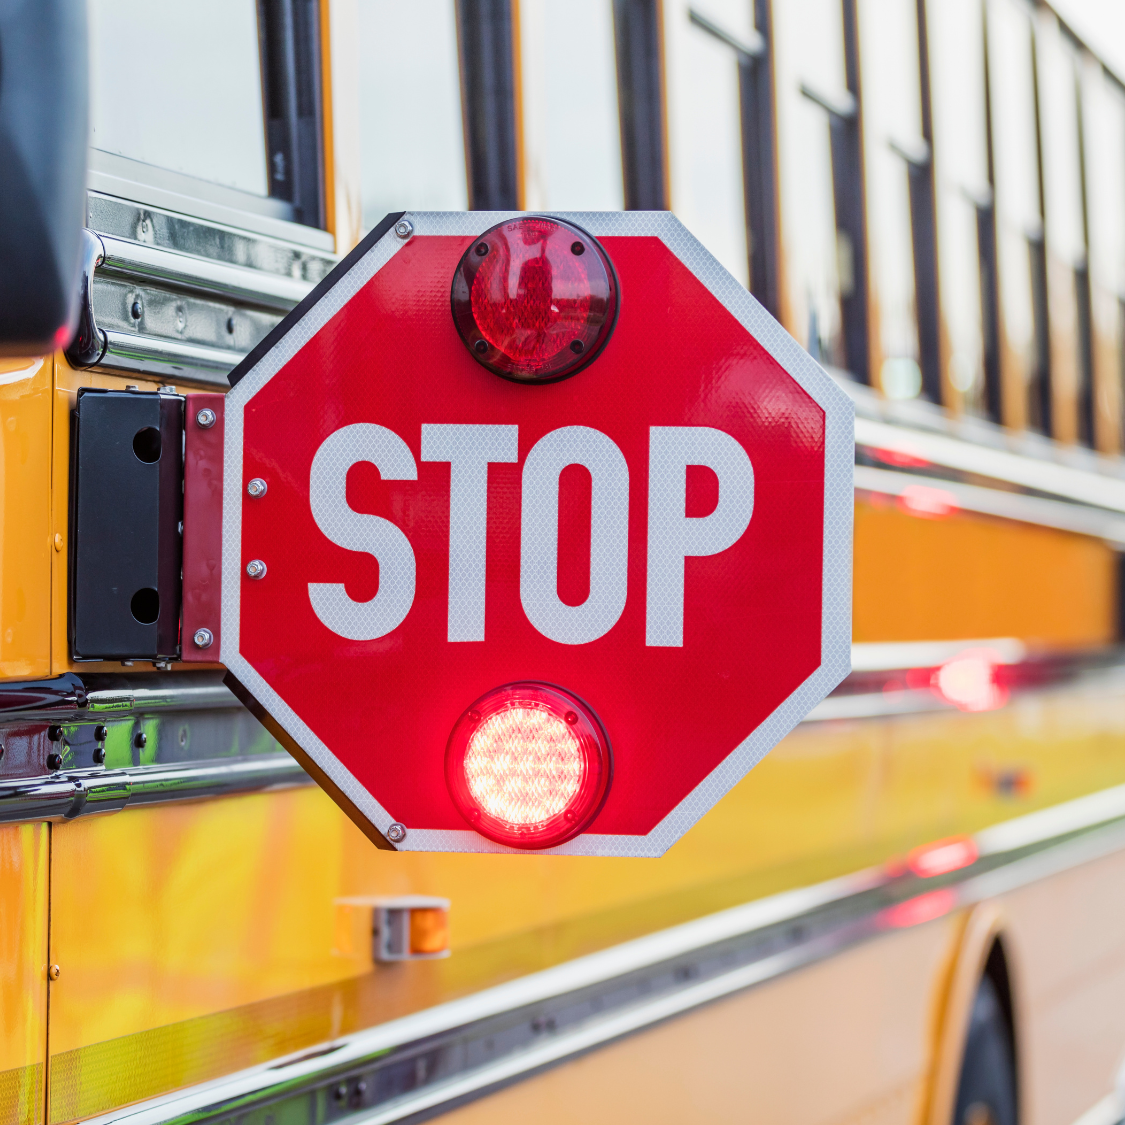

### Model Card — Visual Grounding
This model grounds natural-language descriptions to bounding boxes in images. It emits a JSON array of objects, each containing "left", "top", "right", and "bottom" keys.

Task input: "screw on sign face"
[{"left": 213, "top": 212, "right": 853, "bottom": 857}]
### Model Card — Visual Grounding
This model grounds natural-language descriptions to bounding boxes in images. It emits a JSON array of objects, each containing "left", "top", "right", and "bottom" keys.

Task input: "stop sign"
[{"left": 218, "top": 211, "right": 853, "bottom": 857}]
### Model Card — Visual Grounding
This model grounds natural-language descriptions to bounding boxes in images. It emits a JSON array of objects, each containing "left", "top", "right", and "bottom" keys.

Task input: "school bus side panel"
[{"left": 0, "top": 823, "right": 49, "bottom": 1125}]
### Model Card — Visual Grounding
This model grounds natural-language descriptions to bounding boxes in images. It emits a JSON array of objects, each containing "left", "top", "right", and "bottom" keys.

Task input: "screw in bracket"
[
  {"left": 246, "top": 559, "right": 267, "bottom": 580},
  {"left": 134, "top": 731, "right": 147, "bottom": 750},
  {"left": 247, "top": 478, "right": 268, "bottom": 499},
  {"left": 46, "top": 752, "right": 63, "bottom": 771},
  {"left": 47, "top": 725, "right": 63, "bottom": 742},
  {"left": 193, "top": 627, "right": 214, "bottom": 649},
  {"left": 387, "top": 822, "right": 407, "bottom": 844},
  {"left": 394, "top": 219, "right": 414, "bottom": 239},
  {"left": 196, "top": 407, "right": 217, "bottom": 429}
]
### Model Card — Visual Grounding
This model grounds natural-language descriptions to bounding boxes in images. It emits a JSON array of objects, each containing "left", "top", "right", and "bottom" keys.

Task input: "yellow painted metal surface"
[
  {"left": 1003, "top": 845, "right": 1125, "bottom": 1125},
  {"left": 0, "top": 357, "right": 53, "bottom": 680},
  {"left": 0, "top": 823, "right": 49, "bottom": 1125},
  {"left": 44, "top": 663, "right": 1125, "bottom": 1120},
  {"left": 854, "top": 497, "right": 1117, "bottom": 645},
  {"left": 434, "top": 916, "right": 960, "bottom": 1125}
]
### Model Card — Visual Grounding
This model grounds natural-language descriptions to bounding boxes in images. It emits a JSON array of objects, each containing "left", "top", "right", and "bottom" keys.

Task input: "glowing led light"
[
  {"left": 934, "top": 648, "right": 1006, "bottom": 712},
  {"left": 445, "top": 683, "right": 612, "bottom": 849},
  {"left": 464, "top": 707, "right": 585, "bottom": 827}
]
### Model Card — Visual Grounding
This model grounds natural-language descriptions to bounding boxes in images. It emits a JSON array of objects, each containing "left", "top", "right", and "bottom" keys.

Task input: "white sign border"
[{"left": 222, "top": 210, "right": 854, "bottom": 858}]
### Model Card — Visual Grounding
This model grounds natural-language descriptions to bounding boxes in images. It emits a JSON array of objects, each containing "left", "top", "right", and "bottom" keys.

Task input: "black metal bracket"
[{"left": 69, "top": 388, "right": 184, "bottom": 661}]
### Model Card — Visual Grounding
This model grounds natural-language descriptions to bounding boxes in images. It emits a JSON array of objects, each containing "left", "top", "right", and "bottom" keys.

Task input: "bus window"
[
  {"left": 986, "top": 0, "right": 1042, "bottom": 433},
  {"left": 519, "top": 0, "right": 624, "bottom": 211},
  {"left": 1080, "top": 57, "right": 1125, "bottom": 454},
  {"left": 856, "top": 0, "right": 927, "bottom": 402},
  {"left": 89, "top": 0, "right": 271, "bottom": 202},
  {"left": 358, "top": 0, "right": 468, "bottom": 227},
  {"left": 663, "top": 0, "right": 756, "bottom": 289},
  {"left": 927, "top": 0, "right": 990, "bottom": 417},
  {"left": 1035, "top": 11, "right": 1087, "bottom": 445},
  {"left": 772, "top": 0, "right": 850, "bottom": 371}
]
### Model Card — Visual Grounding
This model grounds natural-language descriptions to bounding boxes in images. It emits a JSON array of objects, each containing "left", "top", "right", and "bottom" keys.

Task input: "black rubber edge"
[{"left": 227, "top": 212, "right": 406, "bottom": 387}]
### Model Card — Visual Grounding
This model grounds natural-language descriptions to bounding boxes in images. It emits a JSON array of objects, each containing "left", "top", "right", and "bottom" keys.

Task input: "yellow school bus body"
[{"left": 6, "top": 1, "right": 1125, "bottom": 1123}]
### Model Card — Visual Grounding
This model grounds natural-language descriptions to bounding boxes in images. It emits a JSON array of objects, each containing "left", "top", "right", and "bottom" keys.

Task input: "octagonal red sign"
[{"left": 218, "top": 211, "right": 853, "bottom": 857}]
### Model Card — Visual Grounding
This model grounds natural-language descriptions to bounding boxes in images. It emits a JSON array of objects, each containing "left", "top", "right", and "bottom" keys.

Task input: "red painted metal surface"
[
  {"left": 182, "top": 394, "right": 224, "bottom": 663},
  {"left": 236, "top": 234, "right": 826, "bottom": 838}
]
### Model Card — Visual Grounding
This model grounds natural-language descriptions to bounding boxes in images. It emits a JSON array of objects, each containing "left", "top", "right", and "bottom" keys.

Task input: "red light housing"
[
  {"left": 451, "top": 216, "right": 619, "bottom": 384},
  {"left": 445, "top": 682, "right": 612, "bottom": 849}
]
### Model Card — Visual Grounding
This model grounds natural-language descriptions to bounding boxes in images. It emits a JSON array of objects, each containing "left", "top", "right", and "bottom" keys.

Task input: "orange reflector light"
[
  {"left": 908, "top": 835, "right": 979, "bottom": 878},
  {"left": 446, "top": 682, "right": 612, "bottom": 849},
  {"left": 409, "top": 907, "right": 450, "bottom": 956}
]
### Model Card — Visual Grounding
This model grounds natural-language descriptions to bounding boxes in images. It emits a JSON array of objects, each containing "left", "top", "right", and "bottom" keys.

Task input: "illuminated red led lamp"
[
  {"left": 451, "top": 216, "right": 619, "bottom": 384},
  {"left": 445, "top": 683, "right": 612, "bottom": 849}
]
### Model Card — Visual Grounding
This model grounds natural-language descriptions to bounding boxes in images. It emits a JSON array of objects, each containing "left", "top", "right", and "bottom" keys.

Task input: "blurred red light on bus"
[
  {"left": 934, "top": 648, "right": 1006, "bottom": 712},
  {"left": 883, "top": 888, "right": 957, "bottom": 929},
  {"left": 445, "top": 683, "right": 612, "bottom": 849},
  {"left": 897, "top": 483, "right": 958, "bottom": 519},
  {"left": 451, "top": 216, "right": 619, "bottom": 383},
  {"left": 908, "top": 836, "right": 979, "bottom": 878}
]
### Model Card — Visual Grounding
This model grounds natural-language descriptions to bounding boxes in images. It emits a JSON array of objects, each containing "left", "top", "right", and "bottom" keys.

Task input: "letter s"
[{"left": 308, "top": 424, "right": 417, "bottom": 641}]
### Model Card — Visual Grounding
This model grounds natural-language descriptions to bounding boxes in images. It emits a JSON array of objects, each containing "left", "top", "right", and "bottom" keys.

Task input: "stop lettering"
[{"left": 219, "top": 211, "right": 853, "bottom": 857}]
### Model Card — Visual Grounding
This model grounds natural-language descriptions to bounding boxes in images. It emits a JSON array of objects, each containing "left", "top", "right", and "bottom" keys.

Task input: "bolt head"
[
  {"left": 193, "top": 627, "right": 214, "bottom": 649},
  {"left": 94, "top": 725, "right": 108, "bottom": 741},
  {"left": 92, "top": 747, "right": 106, "bottom": 765},
  {"left": 247, "top": 478, "right": 268, "bottom": 498},
  {"left": 196, "top": 407, "right": 217, "bottom": 429},
  {"left": 48, "top": 964, "right": 61, "bottom": 982},
  {"left": 47, "top": 724, "right": 63, "bottom": 742},
  {"left": 246, "top": 559, "right": 267, "bottom": 580},
  {"left": 387, "top": 822, "right": 407, "bottom": 844},
  {"left": 134, "top": 731, "right": 147, "bottom": 749},
  {"left": 46, "top": 752, "right": 63, "bottom": 771},
  {"left": 394, "top": 219, "right": 414, "bottom": 239}
]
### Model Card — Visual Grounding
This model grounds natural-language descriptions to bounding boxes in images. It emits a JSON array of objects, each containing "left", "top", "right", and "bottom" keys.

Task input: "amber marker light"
[
  {"left": 445, "top": 683, "right": 612, "bottom": 849},
  {"left": 451, "top": 216, "right": 619, "bottom": 384}
]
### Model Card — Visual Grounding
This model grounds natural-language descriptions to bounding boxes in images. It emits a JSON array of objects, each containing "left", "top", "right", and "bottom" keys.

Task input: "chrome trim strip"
[
  {"left": 99, "top": 235, "right": 313, "bottom": 312},
  {"left": 804, "top": 687, "right": 948, "bottom": 722},
  {"left": 854, "top": 416, "right": 1125, "bottom": 514},
  {"left": 850, "top": 638, "right": 1025, "bottom": 672},
  {"left": 855, "top": 463, "right": 1125, "bottom": 545},
  {"left": 81, "top": 783, "right": 1125, "bottom": 1125},
  {"left": 0, "top": 754, "right": 307, "bottom": 825},
  {"left": 102, "top": 330, "right": 245, "bottom": 384},
  {"left": 85, "top": 679, "right": 243, "bottom": 714}
]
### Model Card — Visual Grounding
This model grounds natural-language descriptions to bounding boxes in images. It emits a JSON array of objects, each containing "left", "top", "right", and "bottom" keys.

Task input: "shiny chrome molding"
[
  {"left": 100, "top": 331, "right": 249, "bottom": 383},
  {"left": 82, "top": 782, "right": 1125, "bottom": 1125},
  {"left": 81, "top": 191, "right": 335, "bottom": 384},
  {"left": 98, "top": 234, "right": 316, "bottom": 311},
  {"left": 0, "top": 755, "right": 307, "bottom": 825},
  {"left": 0, "top": 673, "right": 309, "bottom": 821}
]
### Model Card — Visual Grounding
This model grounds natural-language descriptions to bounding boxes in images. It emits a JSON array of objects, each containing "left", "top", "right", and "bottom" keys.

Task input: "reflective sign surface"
[{"left": 223, "top": 213, "right": 853, "bottom": 856}]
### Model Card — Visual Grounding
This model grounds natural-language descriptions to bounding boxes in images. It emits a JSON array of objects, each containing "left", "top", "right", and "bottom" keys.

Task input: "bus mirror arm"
[{"left": 64, "top": 231, "right": 108, "bottom": 369}]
